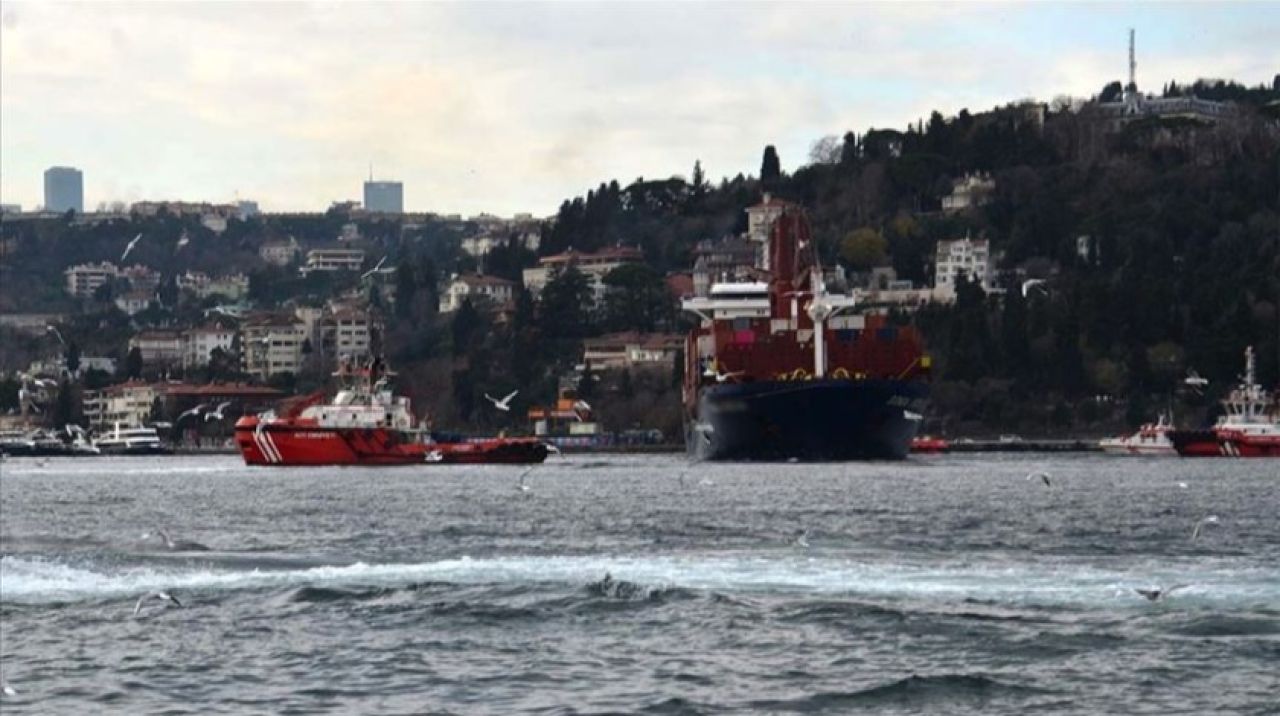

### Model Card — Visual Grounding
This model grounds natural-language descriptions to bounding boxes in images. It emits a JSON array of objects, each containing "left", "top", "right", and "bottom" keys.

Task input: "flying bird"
[
  {"left": 544, "top": 442, "right": 561, "bottom": 455},
  {"left": 484, "top": 390, "right": 519, "bottom": 412},
  {"left": 795, "top": 529, "right": 810, "bottom": 548},
  {"left": 133, "top": 590, "right": 182, "bottom": 615},
  {"left": 516, "top": 466, "right": 533, "bottom": 492},
  {"left": 1191, "top": 515, "right": 1219, "bottom": 541},
  {"left": 360, "top": 256, "right": 387, "bottom": 280},
  {"left": 1021, "top": 278, "right": 1048, "bottom": 298},
  {"left": 1134, "top": 584, "right": 1190, "bottom": 602},
  {"left": 1027, "top": 471, "right": 1051, "bottom": 487},
  {"left": 204, "top": 401, "right": 233, "bottom": 422},
  {"left": 174, "top": 231, "right": 190, "bottom": 252},
  {"left": 177, "top": 404, "right": 208, "bottom": 422},
  {"left": 2, "top": 684, "right": 16, "bottom": 697},
  {"left": 1184, "top": 369, "right": 1209, "bottom": 389},
  {"left": 120, "top": 233, "right": 143, "bottom": 262}
]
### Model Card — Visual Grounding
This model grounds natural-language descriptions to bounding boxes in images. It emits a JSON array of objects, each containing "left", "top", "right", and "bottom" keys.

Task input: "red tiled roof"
[
  {"left": 539, "top": 246, "right": 644, "bottom": 266},
  {"left": 162, "top": 383, "right": 285, "bottom": 398}
]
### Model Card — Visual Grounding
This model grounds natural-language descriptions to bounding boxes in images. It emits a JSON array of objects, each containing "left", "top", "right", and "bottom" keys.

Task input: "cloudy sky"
[{"left": 1, "top": 2, "right": 1276, "bottom": 216}]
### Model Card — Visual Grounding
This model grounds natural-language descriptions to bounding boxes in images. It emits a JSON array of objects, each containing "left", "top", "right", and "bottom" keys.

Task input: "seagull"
[
  {"left": 516, "top": 466, "right": 533, "bottom": 492},
  {"left": 120, "top": 233, "right": 143, "bottom": 262},
  {"left": 484, "top": 390, "right": 519, "bottom": 412},
  {"left": 1191, "top": 515, "right": 1219, "bottom": 541},
  {"left": 204, "top": 401, "right": 233, "bottom": 422},
  {"left": 177, "top": 404, "right": 208, "bottom": 422},
  {"left": 360, "top": 255, "right": 387, "bottom": 280},
  {"left": 1134, "top": 584, "right": 1190, "bottom": 602},
  {"left": 544, "top": 443, "right": 561, "bottom": 455},
  {"left": 795, "top": 529, "right": 810, "bottom": 548},
  {"left": 1184, "top": 369, "right": 1208, "bottom": 389},
  {"left": 712, "top": 368, "right": 744, "bottom": 383},
  {"left": 1026, "top": 471, "right": 1051, "bottom": 487},
  {"left": 1021, "top": 278, "right": 1047, "bottom": 298},
  {"left": 2, "top": 684, "right": 16, "bottom": 697},
  {"left": 174, "top": 231, "right": 190, "bottom": 252},
  {"left": 142, "top": 528, "right": 209, "bottom": 552},
  {"left": 46, "top": 324, "right": 66, "bottom": 345},
  {"left": 1177, "top": 482, "right": 1188, "bottom": 489},
  {"left": 133, "top": 590, "right": 182, "bottom": 615},
  {"left": 33, "top": 378, "right": 57, "bottom": 389}
]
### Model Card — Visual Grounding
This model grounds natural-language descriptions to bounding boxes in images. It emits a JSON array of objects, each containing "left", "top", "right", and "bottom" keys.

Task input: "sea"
[{"left": 0, "top": 453, "right": 1277, "bottom": 715}]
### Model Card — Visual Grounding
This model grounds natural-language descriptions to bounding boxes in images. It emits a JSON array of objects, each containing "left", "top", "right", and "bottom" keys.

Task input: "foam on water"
[{"left": 3, "top": 552, "right": 1274, "bottom": 608}]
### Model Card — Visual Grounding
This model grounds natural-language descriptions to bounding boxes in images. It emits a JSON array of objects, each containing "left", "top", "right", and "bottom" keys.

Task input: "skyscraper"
[
  {"left": 44, "top": 166, "right": 84, "bottom": 213},
  {"left": 363, "top": 179, "right": 404, "bottom": 214}
]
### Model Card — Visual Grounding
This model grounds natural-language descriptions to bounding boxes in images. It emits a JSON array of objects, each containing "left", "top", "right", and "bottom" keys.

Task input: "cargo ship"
[
  {"left": 234, "top": 362, "right": 548, "bottom": 466},
  {"left": 1169, "top": 347, "right": 1280, "bottom": 458},
  {"left": 681, "top": 208, "right": 930, "bottom": 461}
]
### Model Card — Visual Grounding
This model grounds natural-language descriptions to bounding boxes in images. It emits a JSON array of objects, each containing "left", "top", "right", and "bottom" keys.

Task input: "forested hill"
[{"left": 540, "top": 79, "right": 1280, "bottom": 435}]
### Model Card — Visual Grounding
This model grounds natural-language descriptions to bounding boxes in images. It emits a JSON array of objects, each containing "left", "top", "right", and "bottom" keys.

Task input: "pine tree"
[{"left": 760, "top": 145, "right": 781, "bottom": 185}]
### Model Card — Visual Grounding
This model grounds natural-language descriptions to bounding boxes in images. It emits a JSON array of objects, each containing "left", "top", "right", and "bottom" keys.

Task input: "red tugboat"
[
  {"left": 234, "top": 362, "right": 548, "bottom": 466},
  {"left": 681, "top": 208, "right": 931, "bottom": 461},
  {"left": 1169, "top": 347, "right": 1280, "bottom": 458}
]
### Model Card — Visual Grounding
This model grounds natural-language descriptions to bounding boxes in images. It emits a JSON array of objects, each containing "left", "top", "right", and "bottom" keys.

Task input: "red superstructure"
[
  {"left": 234, "top": 362, "right": 548, "bottom": 466},
  {"left": 1169, "top": 347, "right": 1280, "bottom": 458}
]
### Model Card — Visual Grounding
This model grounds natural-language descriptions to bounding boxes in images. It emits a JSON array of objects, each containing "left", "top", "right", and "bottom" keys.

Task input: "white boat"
[
  {"left": 94, "top": 423, "right": 170, "bottom": 455},
  {"left": 1099, "top": 413, "right": 1176, "bottom": 456}
]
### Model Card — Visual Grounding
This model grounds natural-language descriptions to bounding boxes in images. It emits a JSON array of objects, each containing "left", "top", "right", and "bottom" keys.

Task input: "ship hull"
[
  {"left": 234, "top": 419, "right": 548, "bottom": 466},
  {"left": 686, "top": 379, "right": 928, "bottom": 461},
  {"left": 1170, "top": 429, "right": 1280, "bottom": 458}
]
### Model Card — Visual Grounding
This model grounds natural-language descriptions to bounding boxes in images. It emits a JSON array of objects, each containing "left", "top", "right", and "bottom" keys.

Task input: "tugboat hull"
[{"left": 687, "top": 379, "right": 929, "bottom": 461}]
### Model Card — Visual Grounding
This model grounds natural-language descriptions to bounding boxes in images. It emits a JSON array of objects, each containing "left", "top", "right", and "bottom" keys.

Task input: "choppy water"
[{"left": 1, "top": 453, "right": 1277, "bottom": 715}]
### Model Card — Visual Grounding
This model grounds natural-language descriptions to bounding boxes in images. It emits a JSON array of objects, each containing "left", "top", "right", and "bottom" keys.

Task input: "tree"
[
  {"left": 64, "top": 341, "right": 81, "bottom": 376},
  {"left": 839, "top": 227, "right": 888, "bottom": 271},
  {"left": 691, "top": 160, "right": 706, "bottom": 198},
  {"left": 537, "top": 266, "right": 594, "bottom": 338},
  {"left": 760, "top": 145, "right": 782, "bottom": 185},
  {"left": 601, "top": 263, "right": 672, "bottom": 332},
  {"left": 808, "top": 135, "right": 842, "bottom": 165},
  {"left": 1099, "top": 81, "right": 1124, "bottom": 103},
  {"left": 394, "top": 261, "right": 417, "bottom": 321},
  {"left": 125, "top": 346, "right": 143, "bottom": 380}
]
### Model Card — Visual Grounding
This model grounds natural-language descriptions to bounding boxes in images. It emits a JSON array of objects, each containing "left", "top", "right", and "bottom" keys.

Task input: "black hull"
[{"left": 686, "top": 379, "right": 929, "bottom": 461}]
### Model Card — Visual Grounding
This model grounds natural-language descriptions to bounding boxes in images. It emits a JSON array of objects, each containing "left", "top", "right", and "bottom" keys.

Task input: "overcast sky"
[{"left": 1, "top": 2, "right": 1276, "bottom": 216}]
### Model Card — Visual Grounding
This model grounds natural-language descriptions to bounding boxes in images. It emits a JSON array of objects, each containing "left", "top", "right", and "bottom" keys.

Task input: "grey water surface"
[{"left": 1, "top": 453, "right": 1277, "bottom": 715}]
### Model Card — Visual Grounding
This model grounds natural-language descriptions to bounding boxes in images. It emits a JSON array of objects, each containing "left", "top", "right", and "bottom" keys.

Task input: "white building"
[
  {"left": 128, "top": 331, "right": 183, "bottom": 367},
  {"left": 83, "top": 382, "right": 159, "bottom": 430},
  {"left": 521, "top": 246, "right": 644, "bottom": 305},
  {"left": 182, "top": 326, "right": 237, "bottom": 369},
  {"left": 177, "top": 271, "right": 249, "bottom": 300},
  {"left": 242, "top": 314, "right": 308, "bottom": 379},
  {"left": 320, "top": 307, "right": 377, "bottom": 360},
  {"left": 201, "top": 213, "right": 228, "bottom": 234},
  {"left": 582, "top": 332, "right": 684, "bottom": 371},
  {"left": 114, "top": 290, "right": 153, "bottom": 316},
  {"left": 932, "top": 236, "right": 994, "bottom": 303},
  {"left": 744, "top": 193, "right": 794, "bottom": 270},
  {"left": 441, "top": 273, "right": 516, "bottom": 313},
  {"left": 64, "top": 262, "right": 118, "bottom": 298},
  {"left": 259, "top": 237, "right": 300, "bottom": 266},
  {"left": 303, "top": 248, "right": 365, "bottom": 274},
  {"left": 941, "top": 173, "right": 995, "bottom": 213}
]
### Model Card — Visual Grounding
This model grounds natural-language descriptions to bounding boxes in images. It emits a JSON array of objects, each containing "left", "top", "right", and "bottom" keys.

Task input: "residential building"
[
  {"left": 259, "top": 237, "right": 300, "bottom": 266},
  {"left": 129, "top": 201, "right": 236, "bottom": 218},
  {"left": 82, "top": 381, "right": 159, "bottom": 430},
  {"left": 237, "top": 201, "right": 260, "bottom": 219},
  {"left": 691, "top": 237, "right": 759, "bottom": 296},
  {"left": 364, "top": 180, "right": 404, "bottom": 214},
  {"left": 441, "top": 273, "right": 516, "bottom": 313},
  {"left": 182, "top": 326, "right": 238, "bottom": 369},
  {"left": 177, "top": 271, "right": 249, "bottom": 300},
  {"left": 932, "top": 236, "right": 994, "bottom": 303},
  {"left": 114, "top": 289, "right": 153, "bottom": 316},
  {"left": 521, "top": 246, "right": 644, "bottom": 305},
  {"left": 241, "top": 314, "right": 308, "bottom": 379},
  {"left": 582, "top": 332, "right": 683, "bottom": 371},
  {"left": 44, "top": 166, "right": 84, "bottom": 213},
  {"left": 64, "top": 262, "right": 117, "bottom": 298},
  {"left": 129, "top": 330, "right": 183, "bottom": 367},
  {"left": 303, "top": 248, "right": 365, "bottom": 274},
  {"left": 852, "top": 280, "right": 934, "bottom": 313},
  {"left": 319, "top": 307, "right": 377, "bottom": 360},
  {"left": 118, "top": 264, "right": 161, "bottom": 293},
  {"left": 201, "top": 213, "right": 228, "bottom": 234},
  {"left": 744, "top": 193, "right": 794, "bottom": 270},
  {"left": 941, "top": 173, "right": 995, "bottom": 213}
]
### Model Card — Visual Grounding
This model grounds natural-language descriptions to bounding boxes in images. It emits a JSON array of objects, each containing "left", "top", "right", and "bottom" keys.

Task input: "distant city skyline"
[{"left": 1, "top": 2, "right": 1276, "bottom": 215}]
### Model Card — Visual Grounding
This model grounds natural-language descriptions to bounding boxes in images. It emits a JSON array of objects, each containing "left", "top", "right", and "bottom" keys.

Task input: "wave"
[
  {"left": 3, "top": 552, "right": 1277, "bottom": 608},
  {"left": 745, "top": 674, "right": 1044, "bottom": 711}
]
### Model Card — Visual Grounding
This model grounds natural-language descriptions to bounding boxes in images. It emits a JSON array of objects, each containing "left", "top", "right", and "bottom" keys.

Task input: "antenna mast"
[{"left": 1128, "top": 28, "right": 1136, "bottom": 90}]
